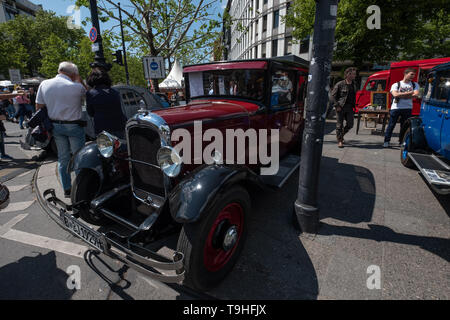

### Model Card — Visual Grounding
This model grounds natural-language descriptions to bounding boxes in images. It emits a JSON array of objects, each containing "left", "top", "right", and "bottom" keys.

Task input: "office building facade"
[
  {"left": 224, "top": 0, "right": 312, "bottom": 61},
  {"left": 0, "top": 0, "right": 41, "bottom": 24}
]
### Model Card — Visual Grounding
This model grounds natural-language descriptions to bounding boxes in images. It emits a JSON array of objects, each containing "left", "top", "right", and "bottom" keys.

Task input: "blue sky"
[{"left": 32, "top": 0, "right": 228, "bottom": 36}]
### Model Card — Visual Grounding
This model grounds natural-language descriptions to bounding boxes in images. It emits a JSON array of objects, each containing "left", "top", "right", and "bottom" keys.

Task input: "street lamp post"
[
  {"left": 118, "top": 2, "right": 130, "bottom": 85},
  {"left": 89, "top": 0, "right": 112, "bottom": 71},
  {"left": 294, "top": 0, "right": 338, "bottom": 234}
]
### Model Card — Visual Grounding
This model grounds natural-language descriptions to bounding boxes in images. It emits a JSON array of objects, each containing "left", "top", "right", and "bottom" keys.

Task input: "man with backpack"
[{"left": 383, "top": 68, "right": 420, "bottom": 148}]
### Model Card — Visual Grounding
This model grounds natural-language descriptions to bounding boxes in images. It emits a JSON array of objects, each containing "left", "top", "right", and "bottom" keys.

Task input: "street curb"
[{"left": 33, "top": 163, "right": 67, "bottom": 230}]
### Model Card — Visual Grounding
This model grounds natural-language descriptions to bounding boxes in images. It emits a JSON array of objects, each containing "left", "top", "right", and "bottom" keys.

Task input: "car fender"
[
  {"left": 169, "top": 165, "right": 262, "bottom": 224},
  {"left": 68, "top": 142, "right": 105, "bottom": 183},
  {"left": 402, "top": 117, "right": 428, "bottom": 152}
]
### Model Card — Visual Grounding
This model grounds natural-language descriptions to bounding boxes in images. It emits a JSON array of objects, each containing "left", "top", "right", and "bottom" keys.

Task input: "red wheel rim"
[{"left": 204, "top": 203, "right": 244, "bottom": 272}]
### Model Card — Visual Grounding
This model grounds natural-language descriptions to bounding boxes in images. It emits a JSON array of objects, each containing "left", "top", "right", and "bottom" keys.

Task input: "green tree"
[
  {"left": 0, "top": 31, "right": 28, "bottom": 77},
  {"left": 285, "top": 0, "right": 450, "bottom": 68},
  {"left": 76, "top": 0, "right": 221, "bottom": 89},
  {"left": 0, "top": 10, "right": 85, "bottom": 76},
  {"left": 39, "top": 34, "right": 71, "bottom": 78}
]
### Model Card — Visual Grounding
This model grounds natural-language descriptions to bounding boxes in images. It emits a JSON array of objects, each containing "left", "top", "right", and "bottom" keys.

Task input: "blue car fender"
[{"left": 68, "top": 142, "right": 105, "bottom": 184}]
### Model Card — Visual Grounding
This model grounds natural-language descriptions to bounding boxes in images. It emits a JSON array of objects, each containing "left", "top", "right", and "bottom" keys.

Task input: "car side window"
[
  {"left": 431, "top": 70, "right": 450, "bottom": 103},
  {"left": 120, "top": 90, "right": 145, "bottom": 119},
  {"left": 271, "top": 69, "right": 296, "bottom": 108}
]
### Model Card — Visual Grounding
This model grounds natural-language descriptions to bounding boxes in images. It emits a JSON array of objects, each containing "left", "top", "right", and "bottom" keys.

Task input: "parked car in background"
[
  {"left": 155, "top": 92, "right": 172, "bottom": 108},
  {"left": 400, "top": 62, "right": 450, "bottom": 194},
  {"left": 23, "top": 85, "right": 165, "bottom": 154},
  {"left": 45, "top": 56, "right": 310, "bottom": 291},
  {"left": 356, "top": 57, "right": 450, "bottom": 114}
]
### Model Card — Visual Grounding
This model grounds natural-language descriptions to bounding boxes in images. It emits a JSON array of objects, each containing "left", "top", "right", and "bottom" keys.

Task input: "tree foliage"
[
  {"left": 76, "top": 0, "right": 221, "bottom": 65},
  {"left": 0, "top": 10, "right": 147, "bottom": 86},
  {"left": 0, "top": 11, "right": 84, "bottom": 76},
  {"left": 285, "top": 0, "right": 450, "bottom": 67}
]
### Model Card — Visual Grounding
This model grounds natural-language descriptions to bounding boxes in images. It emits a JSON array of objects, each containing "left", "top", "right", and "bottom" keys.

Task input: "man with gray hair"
[{"left": 36, "top": 62, "right": 88, "bottom": 198}]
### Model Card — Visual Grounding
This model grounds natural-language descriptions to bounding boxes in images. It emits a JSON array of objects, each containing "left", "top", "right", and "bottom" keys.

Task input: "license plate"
[{"left": 60, "top": 211, "right": 106, "bottom": 252}]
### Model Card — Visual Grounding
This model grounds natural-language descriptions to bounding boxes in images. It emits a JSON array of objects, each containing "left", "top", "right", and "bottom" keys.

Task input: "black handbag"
[{"left": 28, "top": 106, "right": 53, "bottom": 132}]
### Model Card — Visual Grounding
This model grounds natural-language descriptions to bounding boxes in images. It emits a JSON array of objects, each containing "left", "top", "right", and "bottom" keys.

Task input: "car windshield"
[{"left": 187, "top": 69, "right": 265, "bottom": 102}]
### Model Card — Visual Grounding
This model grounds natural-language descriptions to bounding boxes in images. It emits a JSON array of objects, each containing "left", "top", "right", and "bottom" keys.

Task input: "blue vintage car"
[{"left": 400, "top": 62, "right": 450, "bottom": 194}]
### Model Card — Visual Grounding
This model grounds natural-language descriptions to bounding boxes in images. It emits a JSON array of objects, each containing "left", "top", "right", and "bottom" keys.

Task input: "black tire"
[
  {"left": 400, "top": 126, "right": 416, "bottom": 169},
  {"left": 71, "top": 169, "right": 108, "bottom": 225},
  {"left": 177, "top": 185, "right": 251, "bottom": 291}
]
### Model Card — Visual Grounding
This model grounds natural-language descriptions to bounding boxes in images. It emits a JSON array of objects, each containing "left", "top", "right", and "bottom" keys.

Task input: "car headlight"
[
  {"left": 97, "top": 131, "right": 119, "bottom": 158},
  {"left": 157, "top": 146, "right": 182, "bottom": 177}
]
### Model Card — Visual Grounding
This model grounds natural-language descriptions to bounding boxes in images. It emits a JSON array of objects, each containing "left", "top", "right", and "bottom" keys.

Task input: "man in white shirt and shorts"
[
  {"left": 383, "top": 68, "right": 420, "bottom": 148},
  {"left": 35, "top": 62, "right": 88, "bottom": 197}
]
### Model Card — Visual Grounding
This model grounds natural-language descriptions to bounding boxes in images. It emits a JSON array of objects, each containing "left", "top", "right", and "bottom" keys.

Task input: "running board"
[
  {"left": 259, "top": 154, "right": 301, "bottom": 188},
  {"left": 408, "top": 152, "right": 450, "bottom": 195}
]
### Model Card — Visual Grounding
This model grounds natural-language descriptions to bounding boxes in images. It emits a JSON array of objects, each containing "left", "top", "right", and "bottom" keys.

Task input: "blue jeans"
[
  {"left": 384, "top": 109, "right": 412, "bottom": 143},
  {"left": 52, "top": 123, "right": 85, "bottom": 191},
  {"left": 26, "top": 104, "right": 35, "bottom": 114},
  {"left": 6, "top": 105, "right": 15, "bottom": 118},
  {"left": 14, "top": 104, "right": 31, "bottom": 128}
]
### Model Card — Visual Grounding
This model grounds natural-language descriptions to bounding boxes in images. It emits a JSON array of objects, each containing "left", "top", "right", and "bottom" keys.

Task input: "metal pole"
[
  {"left": 89, "top": 0, "right": 112, "bottom": 71},
  {"left": 118, "top": 3, "right": 130, "bottom": 85},
  {"left": 294, "top": 0, "right": 338, "bottom": 234}
]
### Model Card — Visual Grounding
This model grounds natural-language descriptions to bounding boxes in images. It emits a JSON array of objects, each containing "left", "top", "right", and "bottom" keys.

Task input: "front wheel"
[
  {"left": 71, "top": 169, "right": 108, "bottom": 225},
  {"left": 177, "top": 186, "right": 250, "bottom": 291},
  {"left": 400, "top": 127, "right": 416, "bottom": 169}
]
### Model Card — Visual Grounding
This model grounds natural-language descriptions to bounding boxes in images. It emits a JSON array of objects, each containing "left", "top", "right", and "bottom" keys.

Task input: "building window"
[
  {"left": 286, "top": 1, "right": 292, "bottom": 15},
  {"left": 256, "top": 0, "right": 259, "bottom": 10},
  {"left": 273, "top": 10, "right": 279, "bottom": 29},
  {"left": 255, "top": 45, "right": 258, "bottom": 59},
  {"left": 284, "top": 36, "right": 292, "bottom": 55},
  {"left": 255, "top": 19, "right": 259, "bottom": 37},
  {"left": 264, "top": 0, "right": 268, "bottom": 5},
  {"left": 263, "top": 15, "right": 267, "bottom": 32},
  {"left": 262, "top": 42, "right": 266, "bottom": 58},
  {"left": 272, "top": 39, "right": 278, "bottom": 57},
  {"left": 299, "top": 37, "right": 310, "bottom": 54}
]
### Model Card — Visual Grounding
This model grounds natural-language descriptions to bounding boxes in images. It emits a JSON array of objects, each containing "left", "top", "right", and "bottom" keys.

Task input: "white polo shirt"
[{"left": 36, "top": 74, "right": 86, "bottom": 121}]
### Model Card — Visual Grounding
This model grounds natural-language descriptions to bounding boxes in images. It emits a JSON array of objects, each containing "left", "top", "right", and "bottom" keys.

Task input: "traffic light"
[{"left": 112, "top": 50, "right": 123, "bottom": 66}]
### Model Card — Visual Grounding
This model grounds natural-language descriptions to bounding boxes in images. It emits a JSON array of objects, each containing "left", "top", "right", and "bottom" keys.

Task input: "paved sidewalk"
[{"left": 34, "top": 118, "right": 450, "bottom": 300}]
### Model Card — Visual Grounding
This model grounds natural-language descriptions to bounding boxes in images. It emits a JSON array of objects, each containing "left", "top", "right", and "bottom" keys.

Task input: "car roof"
[
  {"left": 184, "top": 55, "right": 310, "bottom": 70},
  {"left": 432, "top": 62, "right": 450, "bottom": 72}
]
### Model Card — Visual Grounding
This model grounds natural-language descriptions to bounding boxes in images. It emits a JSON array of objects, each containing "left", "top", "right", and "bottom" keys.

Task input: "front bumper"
[{"left": 43, "top": 189, "right": 185, "bottom": 284}]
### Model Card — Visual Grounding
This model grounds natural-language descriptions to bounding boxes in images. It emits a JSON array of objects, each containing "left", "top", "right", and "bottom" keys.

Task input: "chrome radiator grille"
[{"left": 128, "top": 126, "right": 165, "bottom": 197}]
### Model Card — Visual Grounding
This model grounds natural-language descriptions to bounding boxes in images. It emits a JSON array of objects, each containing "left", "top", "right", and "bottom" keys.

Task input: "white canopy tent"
[{"left": 159, "top": 59, "right": 184, "bottom": 89}]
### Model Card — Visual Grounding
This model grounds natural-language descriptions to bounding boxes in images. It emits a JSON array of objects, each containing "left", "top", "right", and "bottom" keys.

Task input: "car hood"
[{"left": 152, "top": 99, "right": 259, "bottom": 127}]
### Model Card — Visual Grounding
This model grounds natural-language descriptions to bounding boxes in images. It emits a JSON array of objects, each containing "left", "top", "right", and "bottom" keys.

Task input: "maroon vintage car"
[{"left": 46, "top": 56, "right": 309, "bottom": 291}]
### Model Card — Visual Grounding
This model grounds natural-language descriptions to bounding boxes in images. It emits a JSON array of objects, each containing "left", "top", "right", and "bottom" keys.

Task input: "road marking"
[
  {"left": 0, "top": 214, "right": 28, "bottom": 236},
  {"left": 0, "top": 200, "right": 35, "bottom": 213},
  {"left": 17, "top": 171, "right": 33, "bottom": 178},
  {"left": 1, "top": 229, "right": 89, "bottom": 259},
  {"left": 0, "top": 214, "right": 89, "bottom": 259},
  {"left": 140, "top": 276, "right": 160, "bottom": 289},
  {"left": 6, "top": 184, "right": 29, "bottom": 192}
]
